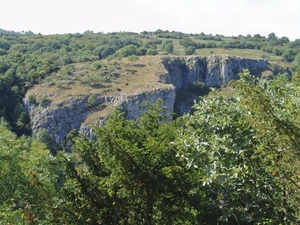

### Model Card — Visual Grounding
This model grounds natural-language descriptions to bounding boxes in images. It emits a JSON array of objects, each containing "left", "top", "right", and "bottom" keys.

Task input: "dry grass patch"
[
  {"left": 27, "top": 55, "right": 171, "bottom": 107},
  {"left": 83, "top": 102, "right": 115, "bottom": 125}
]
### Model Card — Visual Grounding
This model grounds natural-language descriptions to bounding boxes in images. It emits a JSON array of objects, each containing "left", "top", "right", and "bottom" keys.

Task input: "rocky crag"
[
  {"left": 161, "top": 55, "right": 267, "bottom": 88},
  {"left": 24, "top": 55, "right": 269, "bottom": 146}
]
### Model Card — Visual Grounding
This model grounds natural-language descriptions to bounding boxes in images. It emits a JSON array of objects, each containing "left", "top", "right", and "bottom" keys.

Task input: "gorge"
[{"left": 24, "top": 55, "right": 270, "bottom": 146}]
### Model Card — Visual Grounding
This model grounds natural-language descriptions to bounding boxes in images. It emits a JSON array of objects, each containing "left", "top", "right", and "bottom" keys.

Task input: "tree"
[
  {"left": 116, "top": 44, "right": 138, "bottom": 57},
  {"left": 282, "top": 49, "right": 295, "bottom": 62},
  {"left": 59, "top": 100, "right": 198, "bottom": 224},
  {"left": 101, "top": 47, "right": 115, "bottom": 58},
  {"left": 0, "top": 119, "right": 60, "bottom": 224},
  {"left": 185, "top": 46, "right": 196, "bottom": 55},
  {"left": 268, "top": 32, "right": 277, "bottom": 40},
  {"left": 161, "top": 40, "right": 174, "bottom": 53},
  {"left": 34, "top": 128, "right": 57, "bottom": 155},
  {"left": 230, "top": 70, "right": 300, "bottom": 223},
  {"left": 87, "top": 94, "right": 98, "bottom": 108},
  {"left": 146, "top": 47, "right": 157, "bottom": 55},
  {"left": 165, "top": 43, "right": 174, "bottom": 53},
  {"left": 179, "top": 37, "right": 197, "bottom": 48},
  {"left": 292, "top": 52, "right": 300, "bottom": 72},
  {"left": 178, "top": 70, "right": 300, "bottom": 224}
]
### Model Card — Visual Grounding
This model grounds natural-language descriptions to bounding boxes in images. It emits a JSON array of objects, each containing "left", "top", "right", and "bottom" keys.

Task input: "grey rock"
[{"left": 24, "top": 55, "right": 268, "bottom": 146}]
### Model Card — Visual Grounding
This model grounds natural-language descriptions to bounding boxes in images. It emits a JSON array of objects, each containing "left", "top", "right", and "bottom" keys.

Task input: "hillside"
[
  {"left": 1, "top": 29, "right": 300, "bottom": 224},
  {"left": 24, "top": 54, "right": 275, "bottom": 146},
  {"left": 0, "top": 29, "right": 298, "bottom": 136}
]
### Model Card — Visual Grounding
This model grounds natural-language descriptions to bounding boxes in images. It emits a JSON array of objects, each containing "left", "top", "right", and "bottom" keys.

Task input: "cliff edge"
[{"left": 24, "top": 55, "right": 270, "bottom": 146}]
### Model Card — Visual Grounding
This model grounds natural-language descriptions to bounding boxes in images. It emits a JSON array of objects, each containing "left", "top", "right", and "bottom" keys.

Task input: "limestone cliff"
[
  {"left": 205, "top": 55, "right": 267, "bottom": 86},
  {"left": 24, "top": 55, "right": 269, "bottom": 146},
  {"left": 160, "top": 55, "right": 267, "bottom": 115},
  {"left": 24, "top": 86, "right": 175, "bottom": 145},
  {"left": 161, "top": 55, "right": 267, "bottom": 87},
  {"left": 161, "top": 57, "right": 206, "bottom": 89}
]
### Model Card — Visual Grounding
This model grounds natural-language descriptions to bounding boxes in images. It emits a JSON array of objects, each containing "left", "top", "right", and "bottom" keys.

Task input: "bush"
[
  {"left": 165, "top": 43, "right": 174, "bottom": 53},
  {"left": 34, "top": 128, "right": 57, "bottom": 155},
  {"left": 274, "top": 48, "right": 283, "bottom": 56},
  {"left": 188, "top": 81, "right": 209, "bottom": 95},
  {"left": 36, "top": 94, "right": 50, "bottom": 106},
  {"left": 28, "top": 94, "right": 37, "bottom": 104},
  {"left": 146, "top": 48, "right": 157, "bottom": 55},
  {"left": 179, "top": 37, "right": 197, "bottom": 48},
  {"left": 185, "top": 46, "right": 196, "bottom": 55},
  {"left": 87, "top": 94, "right": 97, "bottom": 108}
]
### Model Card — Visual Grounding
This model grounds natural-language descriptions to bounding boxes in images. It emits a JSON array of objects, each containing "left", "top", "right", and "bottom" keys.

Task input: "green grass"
[{"left": 195, "top": 48, "right": 268, "bottom": 59}]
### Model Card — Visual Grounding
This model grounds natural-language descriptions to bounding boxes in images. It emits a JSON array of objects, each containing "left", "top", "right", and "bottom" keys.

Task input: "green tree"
[
  {"left": 282, "top": 49, "right": 295, "bottom": 62},
  {"left": 179, "top": 37, "right": 197, "bottom": 48},
  {"left": 116, "top": 44, "right": 138, "bottom": 57},
  {"left": 185, "top": 46, "right": 196, "bottom": 55},
  {"left": 0, "top": 120, "right": 60, "bottom": 224},
  {"left": 34, "top": 128, "right": 57, "bottom": 155},
  {"left": 59, "top": 100, "right": 198, "bottom": 224},
  {"left": 87, "top": 94, "right": 98, "bottom": 108},
  {"left": 292, "top": 52, "right": 300, "bottom": 72},
  {"left": 230, "top": 71, "right": 300, "bottom": 223},
  {"left": 165, "top": 43, "right": 174, "bottom": 53},
  {"left": 146, "top": 47, "right": 157, "bottom": 55},
  {"left": 178, "top": 70, "right": 300, "bottom": 224},
  {"left": 161, "top": 40, "right": 174, "bottom": 53}
]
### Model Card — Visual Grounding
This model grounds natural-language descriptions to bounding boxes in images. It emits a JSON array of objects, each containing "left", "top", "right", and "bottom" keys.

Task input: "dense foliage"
[
  {"left": 1, "top": 28, "right": 300, "bottom": 223},
  {"left": 0, "top": 29, "right": 300, "bottom": 135},
  {"left": 1, "top": 69, "right": 300, "bottom": 224}
]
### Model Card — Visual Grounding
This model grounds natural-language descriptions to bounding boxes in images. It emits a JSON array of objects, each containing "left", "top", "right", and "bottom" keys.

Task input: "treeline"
[
  {"left": 140, "top": 29, "right": 300, "bottom": 60},
  {"left": 1, "top": 70, "right": 300, "bottom": 224}
]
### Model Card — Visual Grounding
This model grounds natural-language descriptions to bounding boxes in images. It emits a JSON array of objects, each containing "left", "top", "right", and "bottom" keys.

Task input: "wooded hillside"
[{"left": 1, "top": 29, "right": 300, "bottom": 224}]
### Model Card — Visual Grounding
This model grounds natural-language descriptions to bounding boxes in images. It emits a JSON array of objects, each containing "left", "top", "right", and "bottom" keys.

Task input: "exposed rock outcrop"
[
  {"left": 24, "top": 55, "right": 269, "bottom": 146},
  {"left": 205, "top": 55, "right": 267, "bottom": 86},
  {"left": 161, "top": 55, "right": 267, "bottom": 87},
  {"left": 24, "top": 86, "right": 175, "bottom": 145},
  {"left": 161, "top": 57, "right": 206, "bottom": 89},
  {"left": 160, "top": 55, "right": 267, "bottom": 115}
]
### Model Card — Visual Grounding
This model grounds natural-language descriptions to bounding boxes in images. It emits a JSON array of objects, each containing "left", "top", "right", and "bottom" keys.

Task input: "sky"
[{"left": 1, "top": 0, "right": 299, "bottom": 40}]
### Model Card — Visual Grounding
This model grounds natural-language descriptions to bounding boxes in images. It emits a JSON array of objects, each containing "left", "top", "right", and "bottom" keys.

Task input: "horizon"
[{"left": 1, "top": 0, "right": 299, "bottom": 41}]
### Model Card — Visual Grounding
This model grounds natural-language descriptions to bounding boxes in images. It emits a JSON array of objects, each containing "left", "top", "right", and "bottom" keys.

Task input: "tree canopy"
[
  {"left": 1, "top": 69, "right": 300, "bottom": 224},
  {"left": 1, "top": 28, "right": 300, "bottom": 224}
]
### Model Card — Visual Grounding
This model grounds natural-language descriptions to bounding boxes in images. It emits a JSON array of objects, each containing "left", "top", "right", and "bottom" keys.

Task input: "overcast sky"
[{"left": 1, "top": 0, "right": 299, "bottom": 40}]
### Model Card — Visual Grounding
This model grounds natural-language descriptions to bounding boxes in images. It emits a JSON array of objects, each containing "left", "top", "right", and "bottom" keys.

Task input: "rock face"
[
  {"left": 24, "top": 96, "right": 89, "bottom": 145},
  {"left": 161, "top": 55, "right": 267, "bottom": 87},
  {"left": 205, "top": 55, "right": 267, "bottom": 86},
  {"left": 24, "top": 87, "right": 175, "bottom": 146},
  {"left": 160, "top": 55, "right": 267, "bottom": 115},
  {"left": 24, "top": 55, "right": 268, "bottom": 146},
  {"left": 161, "top": 57, "right": 207, "bottom": 89}
]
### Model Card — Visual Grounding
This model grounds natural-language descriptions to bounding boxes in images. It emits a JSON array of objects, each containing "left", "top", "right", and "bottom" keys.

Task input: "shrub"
[
  {"left": 28, "top": 94, "right": 37, "bottom": 104},
  {"left": 36, "top": 94, "right": 50, "bottom": 106},
  {"left": 185, "top": 46, "right": 196, "bottom": 55},
  {"left": 146, "top": 47, "right": 157, "bottom": 55},
  {"left": 188, "top": 81, "right": 209, "bottom": 95},
  {"left": 87, "top": 94, "right": 97, "bottom": 108}
]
